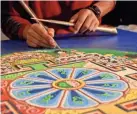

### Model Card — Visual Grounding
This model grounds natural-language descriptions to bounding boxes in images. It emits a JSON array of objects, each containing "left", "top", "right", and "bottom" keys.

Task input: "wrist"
[
  {"left": 22, "top": 25, "right": 31, "bottom": 40},
  {"left": 87, "top": 5, "right": 101, "bottom": 19}
]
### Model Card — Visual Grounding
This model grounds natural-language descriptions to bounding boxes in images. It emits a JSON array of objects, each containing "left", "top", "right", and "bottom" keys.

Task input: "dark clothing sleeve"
[
  {"left": 1, "top": 1, "right": 95, "bottom": 39},
  {"left": 1, "top": 1, "right": 31, "bottom": 40}
]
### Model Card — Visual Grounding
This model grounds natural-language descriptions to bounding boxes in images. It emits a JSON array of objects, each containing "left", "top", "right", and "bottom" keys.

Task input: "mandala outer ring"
[{"left": 52, "top": 79, "right": 85, "bottom": 90}]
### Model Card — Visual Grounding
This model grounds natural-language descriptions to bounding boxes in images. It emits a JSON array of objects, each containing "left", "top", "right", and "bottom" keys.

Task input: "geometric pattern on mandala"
[
  {"left": 9, "top": 68, "right": 129, "bottom": 109},
  {"left": 116, "top": 99, "right": 137, "bottom": 112},
  {"left": 125, "top": 73, "right": 137, "bottom": 81},
  {"left": 81, "top": 109, "right": 106, "bottom": 114},
  {"left": 0, "top": 101, "right": 21, "bottom": 114}
]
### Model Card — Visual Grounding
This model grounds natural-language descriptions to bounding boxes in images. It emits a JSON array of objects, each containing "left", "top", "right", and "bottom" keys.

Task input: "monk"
[{"left": 1, "top": 1, "right": 115, "bottom": 48}]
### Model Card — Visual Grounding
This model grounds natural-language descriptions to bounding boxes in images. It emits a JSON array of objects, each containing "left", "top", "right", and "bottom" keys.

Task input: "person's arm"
[
  {"left": 70, "top": 1, "right": 116, "bottom": 33},
  {"left": 1, "top": 1, "right": 31, "bottom": 40},
  {"left": 1, "top": 1, "right": 55, "bottom": 48},
  {"left": 94, "top": 1, "right": 116, "bottom": 17}
]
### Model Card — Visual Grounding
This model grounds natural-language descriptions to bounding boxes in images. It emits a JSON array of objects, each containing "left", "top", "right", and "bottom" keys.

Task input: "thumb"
[
  {"left": 47, "top": 28, "right": 55, "bottom": 37},
  {"left": 69, "top": 13, "right": 78, "bottom": 23}
]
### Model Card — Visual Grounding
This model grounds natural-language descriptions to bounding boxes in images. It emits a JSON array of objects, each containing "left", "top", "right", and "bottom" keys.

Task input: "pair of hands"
[{"left": 24, "top": 9, "right": 100, "bottom": 48}]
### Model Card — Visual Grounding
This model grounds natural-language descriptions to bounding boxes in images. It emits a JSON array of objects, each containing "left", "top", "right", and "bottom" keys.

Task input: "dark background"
[{"left": 102, "top": 1, "right": 137, "bottom": 26}]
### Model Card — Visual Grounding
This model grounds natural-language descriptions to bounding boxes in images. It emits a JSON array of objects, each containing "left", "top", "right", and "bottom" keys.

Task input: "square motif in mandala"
[
  {"left": 126, "top": 73, "right": 137, "bottom": 81},
  {"left": 116, "top": 99, "right": 137, "bottom": 112}
]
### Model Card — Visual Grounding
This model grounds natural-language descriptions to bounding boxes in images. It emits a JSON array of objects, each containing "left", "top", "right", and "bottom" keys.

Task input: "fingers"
[
  {"left": 47, "top": 28, "right": 55, "bottom": 37},
  {"left": 26, "top": 24, "right": 56, "bottom": 48},
  {"left": 27, "top": 30, "right": 49, "bottom": 48},
  {"left": 80, "top": 15, "right": 92, "bottom": 33},
  {"left": 26, "top": 35, "right": 44, "bottom": 48},
  {"left": 89, "top": 20, "right": 94, "bottom": 32},
  {"left": 26, "top": 39, "right": 37, "bottom": 48},
  {"left": 70, "top": 9, "right": 100, "bottom": 34},
  {"left": 89, "top": 19, "right": 99, "bottom": 32},
  {"left": 27, "top": 29, "right": 48, "bottom": 45},
  {"left": 74, "top": 12, "right": 88, "bottom": 33},
  {"left": 27, "top": 37, "right": 48, "bottom": 48},
  {"left": 31, "top": 24, "right": 56, "bottom": 47},
  {"left": 93, "top": 21, "right": 99, "bottom": 32},
  {"left": 70, "top": 13, "right": 78, "bottom": 23}
]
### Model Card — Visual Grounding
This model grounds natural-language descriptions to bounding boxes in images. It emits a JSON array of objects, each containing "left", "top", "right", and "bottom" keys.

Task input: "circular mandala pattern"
[
  {"left": 52, "top": 79, "right": 85, "bottom": 90},
  {"left": 10, "top": 68, "right": 128, "bottom": 109}
]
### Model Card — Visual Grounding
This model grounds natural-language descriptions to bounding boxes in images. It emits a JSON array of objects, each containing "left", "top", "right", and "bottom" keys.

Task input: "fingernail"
[
  {"left": 50, "top": 40, "right": 57, "bottom": 48},
  {"left": 49, "top": 31, "right": 54, "bottom": 37},
  {"left": 70, "top": 19, "right": 74, "bottom": 22},
  {"left": 74, "top": 29, "right": 78, "bottom": 34},
  {"left": 49, "top": 39, "right": 55, "bottom": 45},
  {"left": 74, "top": 31, "right": 78, "bottom": 34}
]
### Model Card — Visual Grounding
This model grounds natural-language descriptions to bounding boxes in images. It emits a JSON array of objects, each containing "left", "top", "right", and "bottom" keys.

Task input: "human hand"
[
  {"left": 70, "top": 9, "right": 99, "bottom": 33},
  {"left": 23, "top": 23, "right": 56, "bottom": 48}
]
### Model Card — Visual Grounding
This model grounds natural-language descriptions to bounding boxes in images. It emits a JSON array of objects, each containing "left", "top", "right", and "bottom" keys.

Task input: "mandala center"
[{"left": 52, "top": 79, "right": 85, "bottom": 90}]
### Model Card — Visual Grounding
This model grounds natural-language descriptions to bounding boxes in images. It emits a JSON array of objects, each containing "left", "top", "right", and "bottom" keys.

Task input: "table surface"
[{"left": 1, "top": 29, "right": 137, "bottom": 55}]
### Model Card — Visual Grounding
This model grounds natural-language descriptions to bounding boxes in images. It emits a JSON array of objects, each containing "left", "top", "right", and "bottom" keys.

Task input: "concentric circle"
[
  {"left": 52, "top": 79, "right": 85, "bottom": 90},
  {"left": 10, "top": 68, "right": 129, "bottom": 109}
]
